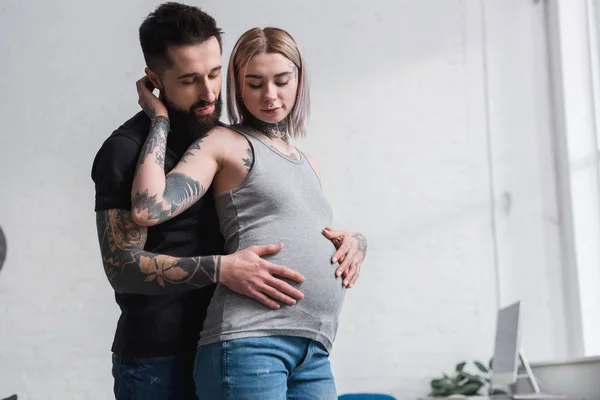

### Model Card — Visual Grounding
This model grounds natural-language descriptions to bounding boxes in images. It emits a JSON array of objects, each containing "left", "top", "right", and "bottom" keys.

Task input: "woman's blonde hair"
[{"left": 226, "top": 27, "right": 310, "bottom": 138}]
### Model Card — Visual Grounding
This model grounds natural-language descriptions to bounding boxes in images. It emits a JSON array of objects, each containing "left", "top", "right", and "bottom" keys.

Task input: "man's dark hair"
[{"left": 139, "top": 2, "right": 223, "bottom": 73}]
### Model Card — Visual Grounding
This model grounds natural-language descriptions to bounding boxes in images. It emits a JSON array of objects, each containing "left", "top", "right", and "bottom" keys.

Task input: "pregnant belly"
[
  {"left": 206, "top": 230, "right": 346, "bottom": 337},
  {"left": 262, "top": 233, "right": 346, "bottom": 317}
]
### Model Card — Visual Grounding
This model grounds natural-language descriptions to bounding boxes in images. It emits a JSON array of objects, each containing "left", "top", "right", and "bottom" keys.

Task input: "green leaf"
[
  {"left": 459, "top": 371, "right": 477, "bottom": 381},
  {"left": 474, "top": 361, "right": 489, "bottom": 373},
  {"left": 491, "top": 388, "right": 509, "bottom": 395},
  {"left": 440, "top": 378, "right": 454, "bottom": 389},
  {"left": 455, "top": 381, "right": 484, "bottom": 395},
  {"left": 429, "top": 386, "right": 452, "bottom": 397},
  {"left": 457, "top": 378, "right": 469, "bottom": 387},
  {"left": 430, "top": 379, "right": 443, "bottom": 389},
  {"left": 456, "top": 362, "right": 466, "bottom": 372}
]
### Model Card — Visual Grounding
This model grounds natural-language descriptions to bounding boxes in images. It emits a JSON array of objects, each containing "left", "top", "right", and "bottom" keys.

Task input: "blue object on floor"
[{"left": 338, "top": 394, "right": 396, "bottom": 400}]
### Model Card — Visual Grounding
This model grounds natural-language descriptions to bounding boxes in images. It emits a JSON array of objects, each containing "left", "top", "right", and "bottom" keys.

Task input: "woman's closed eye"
[{"left": 248, "top": 80, "right": 290, "bottom": 89}]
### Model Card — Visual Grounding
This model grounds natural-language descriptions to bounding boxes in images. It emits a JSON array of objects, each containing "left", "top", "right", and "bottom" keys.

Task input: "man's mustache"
[{"left": 190, "top": 99, "right": 216, "bottom": 111}]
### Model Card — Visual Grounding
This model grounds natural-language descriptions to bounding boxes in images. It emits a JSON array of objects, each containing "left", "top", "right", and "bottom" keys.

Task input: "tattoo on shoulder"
[
  {"left": 353, "top": 233, "right": 368, "bottom": 256},
  {"left": 96, "top": 209, "right": 220, "bottom": 294},
  {"left": 242, "top": 147, "right": 254, "bottom": 171}
]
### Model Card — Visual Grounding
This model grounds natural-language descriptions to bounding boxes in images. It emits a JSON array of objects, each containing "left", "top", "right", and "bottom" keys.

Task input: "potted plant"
[{"left": 429, "top": 359, "right": 508, "bottom": 397}]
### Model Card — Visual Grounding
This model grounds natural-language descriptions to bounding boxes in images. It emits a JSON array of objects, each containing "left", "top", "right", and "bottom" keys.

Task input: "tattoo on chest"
[
  {"left": 248, "top": 116, "right": 289, "bottom": 143},
  {"left": 245, "top": 116, "right": 301, "bottom": 160},
  {"left": 268, "top": 145, "right": 298, "bottom": 160}
]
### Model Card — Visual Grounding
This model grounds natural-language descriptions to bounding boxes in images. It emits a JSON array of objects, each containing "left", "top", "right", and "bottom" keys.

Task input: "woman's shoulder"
[
  {"left": 205, "top": 124, "right": 251, "bottom": 149},
  {"left": 208, "top": 123, "right": 246, "bottom": 137}
]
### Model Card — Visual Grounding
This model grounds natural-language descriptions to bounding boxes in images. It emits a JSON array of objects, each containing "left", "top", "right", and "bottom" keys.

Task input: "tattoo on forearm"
[
  {"left": 242, "top": 147, "right": 254, "bottom": 171},
  {"left": 136, "top": 116, "right": 170, "bottom": 173},
  {"left": 96, "top": 210, "right": 220, "bottom": 294},
  {"left": 132, "top": 173, "right": 205, "bottom": 223},
  {"left": 353, "top": 233, "right": 368, "bottom": 256}
]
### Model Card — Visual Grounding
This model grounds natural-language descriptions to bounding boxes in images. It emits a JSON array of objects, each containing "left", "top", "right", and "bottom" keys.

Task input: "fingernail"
[
  {"left": 336, "top": 271, "right": 342, "bottom": 277},
  {"left": 332, "top": 257, "right": 337, "bottom": 264},
  {"left": 343, "top": 280, "right": 348, "bottom": 286},
  {"left": 349, "top": 284, "right": 353, "bottom": 288}
]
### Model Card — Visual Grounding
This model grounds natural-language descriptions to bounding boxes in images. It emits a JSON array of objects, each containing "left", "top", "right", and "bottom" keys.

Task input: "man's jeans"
[
  {"left": 194, "top": 336, "right": 338, "bottom": 400},
  {"left": 112, "top": 351, "right": 196, "bottom": 400}
]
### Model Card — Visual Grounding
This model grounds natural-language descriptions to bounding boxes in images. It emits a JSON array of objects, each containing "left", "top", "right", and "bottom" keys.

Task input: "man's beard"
[{"left": 163, "top": 94, "right": 223, "bottom": 142}]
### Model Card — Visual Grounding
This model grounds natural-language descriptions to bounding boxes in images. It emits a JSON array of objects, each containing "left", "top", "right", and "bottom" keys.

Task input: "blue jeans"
[
  {"left": 194, "top": 336, "right": 338, "bottom": 400},
  {"left": 112, "top": 352, "right": 197, "bottom": 400}
]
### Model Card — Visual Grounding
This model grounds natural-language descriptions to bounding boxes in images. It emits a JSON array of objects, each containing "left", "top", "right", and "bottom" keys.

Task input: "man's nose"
[
  {"left": 198, "top": 80, "right": 216, "bottom": 103},
  {"left": 200, "top": 87, "right": 216, "bottom": 104}
]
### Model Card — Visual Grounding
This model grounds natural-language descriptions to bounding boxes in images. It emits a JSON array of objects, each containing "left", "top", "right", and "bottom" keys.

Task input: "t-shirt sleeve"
[{"left": 91, "top": 134, "right": 140, "bottom": 211}]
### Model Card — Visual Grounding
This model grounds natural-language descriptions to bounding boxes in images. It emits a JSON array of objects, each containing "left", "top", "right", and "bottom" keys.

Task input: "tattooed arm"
[
  {"left": 130, "top": 115, "right": 221, "bottom": 226},
  {"left": 96, "top": 209, "right": 220, "bottom": 294},
  {"left": 96, "top": 208, "right": 305, "bottom": 306}
]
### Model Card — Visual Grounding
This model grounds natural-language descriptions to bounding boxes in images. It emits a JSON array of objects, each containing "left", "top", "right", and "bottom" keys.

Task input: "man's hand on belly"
[
  {"left": 322, "top": 227, "right": 368, "bottom": 289},
  {"left": 220, "top": 243, "right": 305, "bottom": 310}
]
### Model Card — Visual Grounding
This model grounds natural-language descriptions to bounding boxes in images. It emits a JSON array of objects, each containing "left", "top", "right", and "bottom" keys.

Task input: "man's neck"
[
  {"left": 165, "top": 112, "right": 212, "bottom": 156},
  {"left": 246, "top": 115, "right": 290, "bottom": 144}
]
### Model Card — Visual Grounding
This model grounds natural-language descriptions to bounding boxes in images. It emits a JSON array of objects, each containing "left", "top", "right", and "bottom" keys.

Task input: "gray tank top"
[{"left": 198, "top": 127, "right": 346, "bottom": 352}]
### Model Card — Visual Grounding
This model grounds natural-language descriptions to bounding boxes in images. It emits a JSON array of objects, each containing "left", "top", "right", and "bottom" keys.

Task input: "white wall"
[
  {"left": 546, "top": 0, "right": 600, "bottom": 358},
  {"left": 482, "top": 0, "right": 571, "bottom": 361},
  {"left": 0, "top": 0, "right": 571, "bottom": 399}
]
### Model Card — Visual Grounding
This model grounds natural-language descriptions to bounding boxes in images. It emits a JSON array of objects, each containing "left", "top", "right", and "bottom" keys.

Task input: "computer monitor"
[{"left": 491, "top": 301, "right": 522, "bottom": 386}]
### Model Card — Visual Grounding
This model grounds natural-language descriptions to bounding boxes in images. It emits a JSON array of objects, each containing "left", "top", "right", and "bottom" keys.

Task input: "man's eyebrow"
[{"left": 177, "top": 66, "right": 222, "bottom": 79}]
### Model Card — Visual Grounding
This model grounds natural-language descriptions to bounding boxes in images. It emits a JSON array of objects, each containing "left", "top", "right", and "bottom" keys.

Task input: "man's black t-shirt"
[{"left": 91, "top": 112, "right": 225, "bottom": 358}]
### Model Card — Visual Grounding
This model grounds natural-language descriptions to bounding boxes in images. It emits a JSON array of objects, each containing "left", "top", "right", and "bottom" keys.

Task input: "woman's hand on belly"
[{"left": 321, "top": 227, "right": 368, "bottom": 289}]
